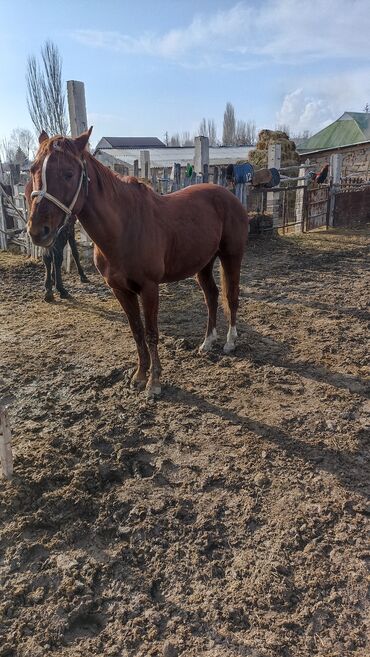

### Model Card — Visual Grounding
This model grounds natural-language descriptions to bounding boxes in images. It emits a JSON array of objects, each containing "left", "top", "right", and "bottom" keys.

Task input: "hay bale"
[{"left": 248, "top": 130, "right": 300, "bottom": 169}]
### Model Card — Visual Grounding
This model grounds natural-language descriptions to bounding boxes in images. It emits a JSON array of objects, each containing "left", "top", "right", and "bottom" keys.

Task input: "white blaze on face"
[
  {"left": 199, "top": 328, "right": 218, "bottom": 353},
  {"left": 224, "top": 325, "right": 237, "bottom": 353}
]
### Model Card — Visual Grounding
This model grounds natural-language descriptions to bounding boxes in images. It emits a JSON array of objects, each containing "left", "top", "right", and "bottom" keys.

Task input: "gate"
[{"left": 305, "top": 185, "right": 330, "bottom": 231}]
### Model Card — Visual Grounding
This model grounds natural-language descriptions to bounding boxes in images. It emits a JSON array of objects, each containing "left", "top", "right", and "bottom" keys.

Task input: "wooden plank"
[{"left": 0, "top": 407, "right": 13, "bottom": 480}]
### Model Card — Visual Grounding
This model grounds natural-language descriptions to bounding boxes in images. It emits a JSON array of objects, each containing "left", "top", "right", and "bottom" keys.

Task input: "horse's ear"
[
  {"left": 74, "top": 126, "right": 93, "bottom": 153},
  {"left": 39, "top": 131, "right": 49, "bottom": 144}
]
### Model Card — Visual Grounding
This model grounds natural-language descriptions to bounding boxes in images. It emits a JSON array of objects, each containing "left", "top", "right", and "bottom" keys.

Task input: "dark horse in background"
[
  {"left": 25, "top": 181, "right": 88, "bottom": 301},
  {"left": 42, "top": 216, "right": 88, "bottom": 302},
  {"left": 27, "top": 128, "right": 249, "bottom": 397}
]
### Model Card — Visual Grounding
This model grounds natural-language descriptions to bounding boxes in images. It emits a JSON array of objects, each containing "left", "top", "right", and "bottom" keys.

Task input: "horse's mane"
[{"left": 34, "top": 136, "right": 153, "bottom": 196}]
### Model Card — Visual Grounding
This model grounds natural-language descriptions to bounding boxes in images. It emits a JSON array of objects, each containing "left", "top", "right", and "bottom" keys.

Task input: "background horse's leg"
[
  {"left": 141, "top": 283, "right": 161, "bottom": 397},
  {"left": 68, "top": 233, "right": 88, "bottom": 283},
  {"left": 219, "top": 253, "right": 243, "bottom": 353},
  {"left": 53, "top": 248, "right": 70, "bottom": 298},
  {"left": 112, "top": 288, "right": 150, "bottom": 389},
  {"left": 196, "top": 256, "right": 219, "bottom": 353},
  {"left": 43, "top": 251, "right": 54, "bottom": 302}
]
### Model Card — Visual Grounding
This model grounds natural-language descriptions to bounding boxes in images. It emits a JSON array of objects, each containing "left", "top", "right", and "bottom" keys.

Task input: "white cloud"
[
  {"left": 277, "top": 69, "right": 370, "bottom": 134},
  {"left": 71, "top": 0, "right": 370, "bottom": 65},
  {"left": 276, "top": 89, "right": 334, "bottom": 134}
]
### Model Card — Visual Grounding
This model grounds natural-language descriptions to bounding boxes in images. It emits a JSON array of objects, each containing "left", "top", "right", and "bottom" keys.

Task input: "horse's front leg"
[
  {"left": 141, "top": 283, "right": 162, "bottom": 397},
  {"left": 53, "top": 248, "right": 70, "bottom": 298},
  {"left": 112, "top": 288, "right": 150, "bottom": 389}
]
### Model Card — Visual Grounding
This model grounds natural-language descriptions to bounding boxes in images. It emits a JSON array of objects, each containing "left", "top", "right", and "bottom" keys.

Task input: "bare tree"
[
  {"left": 207, "top": 119, "right": 217, "bottom": 146},
  {"left": 0, "top": 138, "right": 16, "bottom": 164},
  {"left": 199, "top": 118, "right": 217, "bottom": 146},
  {"left": 246, "top": 121, "right": 256, "bottom": 145},
  {"left": 169, "top": 133, "right": 180, "bottom": 147},
  {"left": 26, "top": 41, "right": 68, "bottom": 136},
  {"left": 364, "top": 103, "right": 369, "bottom": 113},
  {"left": 199, "top": 118, "right": 207, "bottom": 137},
  {"left": 222, "top": 102, "right": 236, "bottom": 146},
  {"left": 181, "top": 131, "right": 193, "bottom": 147},
  {"left": 275, "top": 123, "right": 290, "bottom": 137},
  {"left": 164, "top": 131, "right": 169, "bottom": 146},
  {"left": 235, "top": 120, "right": 247, "bottom": 146},
  {"left": 9, "top": 128, "right": 36, "bottom": 159}
]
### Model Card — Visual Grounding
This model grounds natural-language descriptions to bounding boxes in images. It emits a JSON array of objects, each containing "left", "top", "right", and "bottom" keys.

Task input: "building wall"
[
  {"left": 300, "top": 143, "right": 370, "bottom": 180},
  {"left": 334, "top": 186, "right": 370, "bottom": 226}
]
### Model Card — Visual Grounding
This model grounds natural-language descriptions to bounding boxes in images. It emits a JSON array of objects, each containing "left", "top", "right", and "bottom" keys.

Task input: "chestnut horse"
[{"left": 27, "top": 128, "right": 249, "bottom": 397}]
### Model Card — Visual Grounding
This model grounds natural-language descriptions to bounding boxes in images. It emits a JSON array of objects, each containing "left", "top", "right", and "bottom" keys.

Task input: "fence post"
[
  {"left": 140, "top": 151, "right": 150, "bottom": 178},
  {"left": 267, "top": 143, "right": 281, "bottom": 229},
  {"left": 294, "top": 163, "right": 308, "bottom": 233},
  {"left": 0, "top": 195, "right": 7, "bottom": 251},
  {"left": 0, "top": 406, "right": 13, "bottom": 479},
  {"left": 213, "top": 166, "right": 219, "bottom": 185},
  {"left": 203, "top": 164, "right": 209, "bottom": 183},
  {"left": 328, "top": 153, "right": 342, "bottom": 228},
  {"left": 194, "top": 136, "right": 209, "bottom": 176},
  {"left": 134, "top": 160, "right": 139, "bottom": 177}
]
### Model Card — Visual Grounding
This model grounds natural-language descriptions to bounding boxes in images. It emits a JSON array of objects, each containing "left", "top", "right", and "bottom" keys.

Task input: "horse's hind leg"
[
  {"left": 43, "top": 252, "right": 54, "bottom": 302},
  {"left": 196, "top": 257, "right": 219, "bottom": 353},
  {"left": 113, "top": 288, "right": 150, "bottom": 389},
  {"left": 141, "top": 282, "right": 162, "bottom": 397},
  {"left": 68, "top": 234, "right": 88, "bottom": 283},
  {"left": 219, "top": 253, "right": 243, "bottom": 353}
]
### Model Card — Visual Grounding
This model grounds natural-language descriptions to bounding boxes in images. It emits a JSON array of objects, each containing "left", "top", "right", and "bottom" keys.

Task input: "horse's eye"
[{"left": 64, "top": 172, "right": 73, "bottom": 180}]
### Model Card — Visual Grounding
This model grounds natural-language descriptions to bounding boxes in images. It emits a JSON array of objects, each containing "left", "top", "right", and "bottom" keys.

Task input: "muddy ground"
[{"left": 0, "top": 228, "right": 369, "bottom": 657}]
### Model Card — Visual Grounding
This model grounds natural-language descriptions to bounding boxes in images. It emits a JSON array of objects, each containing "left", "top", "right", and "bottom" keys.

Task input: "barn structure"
[
  {"left": 298, "top": 112, "right": 370, "bottom": 180},
  {"left": 94, "top": 137, "right": 253, "bottom": 175}
]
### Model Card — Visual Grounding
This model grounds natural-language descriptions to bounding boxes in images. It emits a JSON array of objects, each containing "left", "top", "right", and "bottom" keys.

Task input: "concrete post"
[
  {"left": 67, "top": 80, "right": 89, "bottom": 251},
  {"left": 328, "top": 153, "right": 342, "bottom": 227},
  {"left": 194, "top": 136, "right": 209, "bottom": 176},
  {"left": 267, "top": 143, "right": 281, "bottom": 229},
  {"left": 294, "top": 164, "right": 308, "bottom": 233},
  {"left": 140, "top": 151, "right": 150, "bottom": 178}
]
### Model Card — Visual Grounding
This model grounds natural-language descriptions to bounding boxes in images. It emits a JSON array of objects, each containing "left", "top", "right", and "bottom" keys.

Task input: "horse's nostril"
[{"left": 42, "top": 225, "right": 50, "bottom": 237}]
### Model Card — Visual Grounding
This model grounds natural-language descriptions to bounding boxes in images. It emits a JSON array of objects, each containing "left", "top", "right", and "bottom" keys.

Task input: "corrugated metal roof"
[
  {"left": 95, "top": 137, "right": 166, "bottom": 149},
  {"left": 298, "top": 112, "right": 370, "bottom": 153},
  {"left": 96, "top": 146, "right": 253, "bottom": 169}
]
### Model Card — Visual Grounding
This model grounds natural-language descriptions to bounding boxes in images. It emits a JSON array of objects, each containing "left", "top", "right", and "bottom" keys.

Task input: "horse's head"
[{"left": 27, "top": 127, "right": 92, "bottom": 247}]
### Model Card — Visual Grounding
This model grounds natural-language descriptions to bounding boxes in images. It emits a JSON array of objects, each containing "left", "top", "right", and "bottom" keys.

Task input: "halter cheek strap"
[{"left": 31, "top": 152, "right": 88, "bottom": 228}]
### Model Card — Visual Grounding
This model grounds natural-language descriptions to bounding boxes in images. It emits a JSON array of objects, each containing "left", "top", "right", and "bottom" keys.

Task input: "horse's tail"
[{"left": 220, "top": 262, "right": 230, "bottom": 322}]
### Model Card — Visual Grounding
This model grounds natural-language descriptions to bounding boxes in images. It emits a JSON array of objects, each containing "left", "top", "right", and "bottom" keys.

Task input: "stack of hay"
[{"left": 247, "top": 130, "right": 300, "bottom": 169}]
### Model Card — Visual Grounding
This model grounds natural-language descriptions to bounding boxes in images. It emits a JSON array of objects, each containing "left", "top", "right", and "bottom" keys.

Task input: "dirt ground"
[{"left": 0, "top": 228, "right": 369, "bottom": 657}]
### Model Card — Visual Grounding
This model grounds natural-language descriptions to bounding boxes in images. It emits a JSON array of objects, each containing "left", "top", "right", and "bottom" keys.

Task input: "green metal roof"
[{"left": 298, "top": 112, "right": 370, "bottom": 153}]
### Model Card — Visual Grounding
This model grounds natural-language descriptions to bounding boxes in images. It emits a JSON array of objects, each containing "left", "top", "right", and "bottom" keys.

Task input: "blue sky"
[{"left": 1, "top": 0, "right": 369, "bottom": 149}]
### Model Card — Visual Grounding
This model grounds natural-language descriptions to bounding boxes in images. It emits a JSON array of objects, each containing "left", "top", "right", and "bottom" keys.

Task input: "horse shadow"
[{"left": 161, "top": 384, "right": 369, "bottom": 500}]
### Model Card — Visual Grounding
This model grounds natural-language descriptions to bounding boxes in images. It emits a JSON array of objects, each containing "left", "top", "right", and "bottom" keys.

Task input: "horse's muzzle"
[{"left": 27, "top": 222, "right": 56, "bottom": 248}]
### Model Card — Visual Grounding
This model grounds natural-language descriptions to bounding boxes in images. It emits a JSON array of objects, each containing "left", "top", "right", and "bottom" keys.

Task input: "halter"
[{"left": 30, "top": 147, "right": 89, "bottom": 235}]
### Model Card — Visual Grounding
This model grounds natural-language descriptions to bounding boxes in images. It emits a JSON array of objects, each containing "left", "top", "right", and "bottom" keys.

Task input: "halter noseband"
[{"left": 30, "top": 147, "right": 89, "bottom": 235}]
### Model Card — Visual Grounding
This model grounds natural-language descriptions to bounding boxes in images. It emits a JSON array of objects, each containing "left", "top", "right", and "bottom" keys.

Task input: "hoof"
[
  {"left": 130, "top": 370, "right": 148, "bottom": 390},
  {"left": 80, "top": 275, "right": 89, "bottom": 283},
  {"left": 223, "top": 342, "right": 236, "bottom": 354},
  {"left": 44, "top": 291, "right": 54, "bottom": 303},
  {"left": 58, "top": 289, "right": 70, "bottom": 299},
  {"left": 199, "top": 329, "right": 218, "bottom": 354},
  {"left": 146, "top": 383, "right": 162, "bottom": 398}
]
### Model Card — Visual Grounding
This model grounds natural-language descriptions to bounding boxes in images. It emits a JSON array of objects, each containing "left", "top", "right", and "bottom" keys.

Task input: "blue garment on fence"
[{"left": 233, "top": 163, "right": 254, "bottom": 184}]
